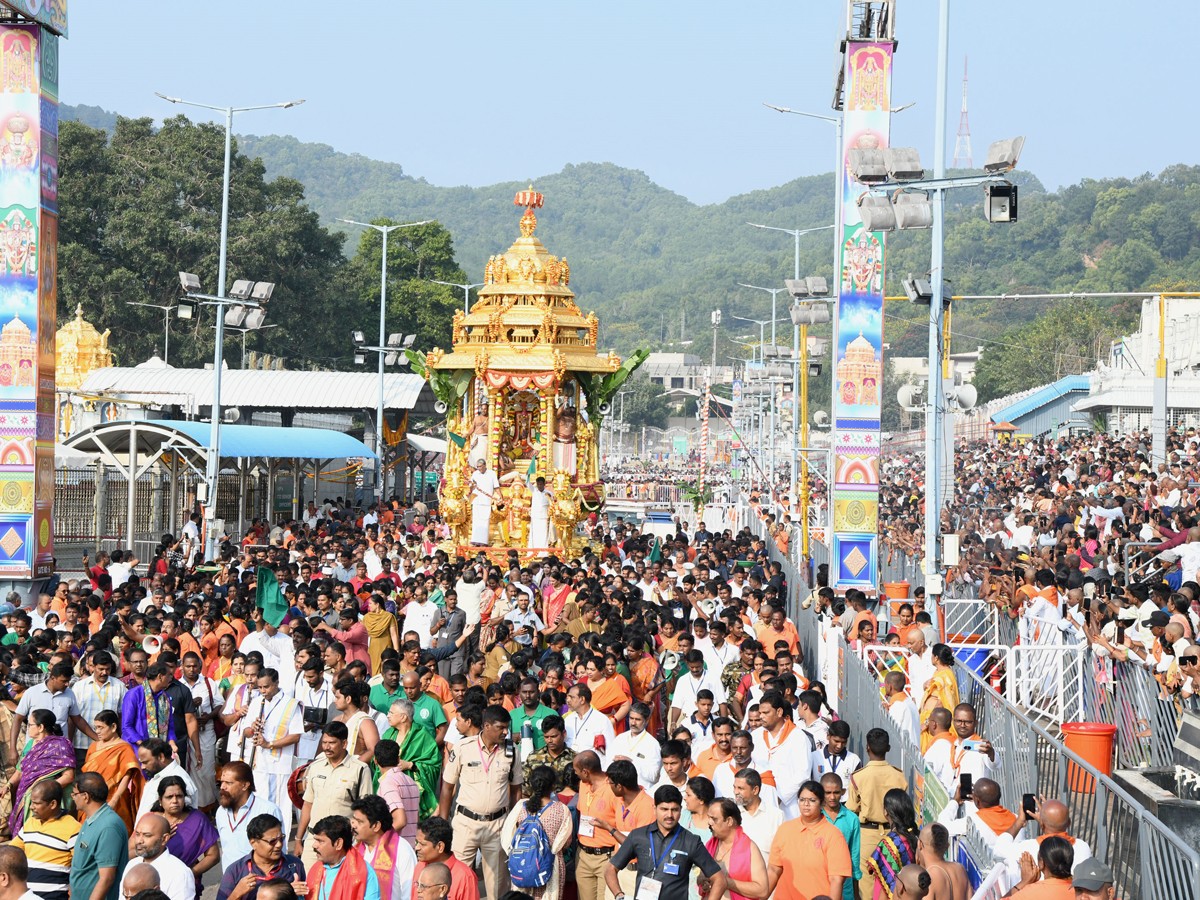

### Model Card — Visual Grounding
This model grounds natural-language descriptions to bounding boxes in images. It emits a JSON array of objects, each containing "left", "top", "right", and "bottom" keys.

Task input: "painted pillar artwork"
[
  {"left": 831, "top": 40, "right": 892, "bottom": 593},
  {"left": 0, "top": 21, "right": 57, "bottom": 579}
]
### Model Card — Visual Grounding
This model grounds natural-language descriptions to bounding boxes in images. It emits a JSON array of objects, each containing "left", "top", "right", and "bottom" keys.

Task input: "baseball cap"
[
  {"left": 1072, "top": 859, "right": 1113, "bottom": 891},
  {"left": 1148, "top": 610, "right": 1171, "bottom": 628}
]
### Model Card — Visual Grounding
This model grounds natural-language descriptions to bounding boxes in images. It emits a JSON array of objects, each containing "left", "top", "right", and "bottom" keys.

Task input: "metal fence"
[{"left": 959, "top": 661, "right": 1200, "bottom": 900}]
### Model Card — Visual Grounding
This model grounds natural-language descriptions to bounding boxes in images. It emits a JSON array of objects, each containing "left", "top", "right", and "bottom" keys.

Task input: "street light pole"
[
  {"left": 126, "top": 301, "right": 176, "bottom": 363},
  {"left": 429, "top": 279, "right": 485, "bottom": 314},
  {"left": 157, "top": 92, "right": 303, "bottom": 562},
  {"left": 340, "top": 218, "right": 432, "bottom": 502},
  {"left": 737, "top": 284, "right": 790, "bottom": 348}
]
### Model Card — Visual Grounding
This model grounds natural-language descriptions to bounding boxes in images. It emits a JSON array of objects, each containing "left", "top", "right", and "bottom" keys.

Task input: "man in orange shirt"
[
  {"left": 413, "top": 816, "right": 477, "bottom": 900},
  {"left": 767, "top": 778, "right": 853, "bottom": 900},
  {"left": 693, "top": 718, "right": 734, "bottom": 779},
  {"left": 574, "top": 750, "right": 618, "bottom": 900},
  {"left": 597, "top": 759, "right": 657, "bottom": 899}
]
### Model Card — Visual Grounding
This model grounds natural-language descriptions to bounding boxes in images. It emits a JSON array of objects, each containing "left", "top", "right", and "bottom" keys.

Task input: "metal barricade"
[
  {"left": 1003, "top": 644, "right": 1089, "bottom": 728},
  {"left": 941, "top": 598, "right": 998, "bottom": 644},
  {"left": 958, "top": 660, "right": 1200, "bottom": 900}
]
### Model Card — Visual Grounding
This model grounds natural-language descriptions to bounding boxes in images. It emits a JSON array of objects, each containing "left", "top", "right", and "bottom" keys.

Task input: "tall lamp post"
[
  {"left": 428, "top": 279, "right": 484, "bottom": 314},
  {"left": 737, "top": 283, "right": 791, "bottom": 348},
  {"left": 339, "top": 218, "right": 432, "bottom": 502},
  {"left": 787, "top": 280, "right": 833, "bottom": 567},
  {"left": 126, "top": 301, "right": 176, "bottom": 364},
  {"left": 157, "top": 92, "right": 302, "bottom": 563}
]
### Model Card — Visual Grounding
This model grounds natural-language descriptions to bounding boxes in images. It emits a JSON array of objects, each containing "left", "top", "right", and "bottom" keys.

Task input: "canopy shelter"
[{"left": 64, "top": 420, "right": 376, "bottom": 546}]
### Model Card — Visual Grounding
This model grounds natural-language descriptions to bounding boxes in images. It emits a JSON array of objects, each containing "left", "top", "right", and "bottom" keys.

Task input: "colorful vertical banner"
[
  {"left": 831, "top": 40, "right": 893, "bottom": 593},
  {"left": 0, "top": 22, "right": 56, "bottom": 579}
]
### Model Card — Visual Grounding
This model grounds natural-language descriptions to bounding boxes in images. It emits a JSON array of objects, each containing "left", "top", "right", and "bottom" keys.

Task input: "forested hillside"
[{"left": 59, "top": 104, "right": 1198, "bottom": 399}]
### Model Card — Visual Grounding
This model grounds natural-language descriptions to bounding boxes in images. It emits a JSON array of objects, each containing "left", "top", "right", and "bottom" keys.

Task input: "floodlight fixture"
[
  {"left": 847, "top": 148, "right": 888, "bottom": 184},
  {"left": 251, "top": 281, "right": 275, "bottom": 302},
  {"left": 402, "top": 334, "right": 416, "bottom": 348},
  {"left": 224, "top": 305, "right": 248, "bottom": 327},
  {"left": 711, "top": 310, "right": 722, "bottom": 327},
  {"left": 384, "top": 351, "right": 399, "bottom": 366},
  {"left": 352, "top": 330, "right": 366, "bottom": 344},
  {"left": 893, "top": 189, "right": 934, "bottom": 230},
  {"left": 984, "top": 184, "right": 1019, "bottom": 223},
  {"left": 984, "top": 136, "right": 1026, "bottom": 174},
  {"left": 857, "top": 194, "right": 896, "bottom": 232},
  {"left": 228, "top": 279, "right": 254, "bottom": 300},
  {"left": 387, "top": 333, "right": 404, "bottom": 347},
  {"left": 176, "top": 297, "right": 198, "bottom": 320},
  {"left": 808, "top": 362, "right": 823, "bottom": 378},
  {"left": 243, "top": 307, "right": 267, "bottom": 330},
  {"left": 785, "top": 279, "right": 809, "bottom": 299},
  {"left": 885, "top": 147, "right": 925, "bottom": 181},
  {"left": 902, "top": 276, "right": 934, "bottom": 304},
  {"left": 354, "top": 350, "right": 367, "bottom": 365},
  {"left": 804, "top": 276, "right": 829, "bottom": 297},
  {"left": 179, "top": 272, "right": 202, "bottom": 293}
]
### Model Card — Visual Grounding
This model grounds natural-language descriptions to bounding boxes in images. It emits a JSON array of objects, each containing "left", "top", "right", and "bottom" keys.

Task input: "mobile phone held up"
[
  {"left": 1023, "top": 793, "right": 1037, "bottom": 816},
  {"left": 960, "top": 773, "right": 973, "bottom": 801}
]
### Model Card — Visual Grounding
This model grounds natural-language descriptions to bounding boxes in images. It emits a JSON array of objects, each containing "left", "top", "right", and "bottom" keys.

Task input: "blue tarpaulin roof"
[
  {"left": 160, "top": 421, "right": 376, "bottom": 459},
  {"left": 990, "top": 375, "right": 1090, "bottom": 424}
]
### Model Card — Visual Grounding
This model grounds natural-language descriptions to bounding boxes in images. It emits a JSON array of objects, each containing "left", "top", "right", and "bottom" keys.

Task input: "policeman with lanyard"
[{"left": 603, "top": 784, "right": 726, "bottom": 900}]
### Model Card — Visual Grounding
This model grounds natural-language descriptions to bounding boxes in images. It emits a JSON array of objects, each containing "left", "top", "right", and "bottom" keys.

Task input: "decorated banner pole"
[{"left": 699, "top": 378, "right": 711, "bottom": 493}]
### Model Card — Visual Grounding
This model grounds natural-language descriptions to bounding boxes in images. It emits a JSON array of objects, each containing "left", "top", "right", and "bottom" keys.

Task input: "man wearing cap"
[{"left": 1072, "top": 858, "right": 1115, "bottom": 899}]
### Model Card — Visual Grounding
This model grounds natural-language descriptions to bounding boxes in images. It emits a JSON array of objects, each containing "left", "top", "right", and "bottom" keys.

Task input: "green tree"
[
  {"left": 58, "top": 116, "right": 348, "bottom": 369},
  {"left": 339, "top": 220, "right": 468, "bottom": 355},
  {"left": 619, "top": 375, "right": 671, "bottom": 430}
]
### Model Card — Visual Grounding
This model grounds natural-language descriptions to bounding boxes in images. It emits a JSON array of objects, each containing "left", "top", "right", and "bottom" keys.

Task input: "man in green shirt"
[
  {"left": 510, "top": 675, "right": 556, "bottom": 753},
  {"left": 369, "top": 660, "right": 404, "bottom": 714},
  {"left": 402, "top": 670, "right": 447, "bottom": 745},
  {"left": 1, "top": 611, "right": 28, "bottom": 646},
  {"left": 69, "top": 772, "right": 128, "bottom": 900}
]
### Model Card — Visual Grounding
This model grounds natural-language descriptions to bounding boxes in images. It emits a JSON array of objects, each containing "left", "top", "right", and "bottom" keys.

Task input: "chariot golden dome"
[{"left": 427, "top": 187, "right": 618, "bottom": 375}]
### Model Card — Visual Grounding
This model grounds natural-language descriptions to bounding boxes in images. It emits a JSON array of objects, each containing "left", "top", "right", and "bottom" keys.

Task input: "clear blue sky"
[{"left": 59, "top": 1, "right": 1200, "bottom": 206}]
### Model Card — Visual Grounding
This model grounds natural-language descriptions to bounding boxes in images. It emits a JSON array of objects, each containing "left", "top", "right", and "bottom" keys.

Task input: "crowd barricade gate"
[{"left": 958, "top": 659, "right": 1200, "bottom": 900}]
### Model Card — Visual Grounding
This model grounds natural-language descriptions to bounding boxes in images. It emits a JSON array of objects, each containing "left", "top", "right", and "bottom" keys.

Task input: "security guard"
[
  {"left": 847, "top": 727, "right": 908, "bottom": 898},
  {"left": 438, "top": 703, "right": 522, "bottom": 900}
]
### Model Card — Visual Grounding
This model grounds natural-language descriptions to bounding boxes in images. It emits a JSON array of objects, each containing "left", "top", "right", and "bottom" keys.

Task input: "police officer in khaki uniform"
[
  {"left": 292, "top": 720, "right": 373, "bottom": 868},
  {"left": 438, "top": 704, "right": 522, "bottom": 900},
  {"left": 847, "top": 728, "right": 909, "bottom": 898}
]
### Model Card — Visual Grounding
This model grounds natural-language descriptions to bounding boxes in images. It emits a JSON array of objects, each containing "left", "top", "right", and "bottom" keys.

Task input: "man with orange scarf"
[
  {"left": 350, "top": 796, "right": 416, "bottom": 900},
  {"left": 934, "top": 777, "right": 1016, "bottom": 851},
  {"left": 305, "top": 815, "right": 379, "bottom": 900}
]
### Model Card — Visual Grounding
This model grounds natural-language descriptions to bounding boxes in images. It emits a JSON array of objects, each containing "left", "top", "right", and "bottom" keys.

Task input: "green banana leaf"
[{"left": 581, "top": 348, "right": 650, "bottom": 427}]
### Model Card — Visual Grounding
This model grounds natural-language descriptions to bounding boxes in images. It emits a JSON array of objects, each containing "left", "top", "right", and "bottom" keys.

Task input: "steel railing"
[{"left": 958, "top": 661, "right": 1200, "bottom": 900}]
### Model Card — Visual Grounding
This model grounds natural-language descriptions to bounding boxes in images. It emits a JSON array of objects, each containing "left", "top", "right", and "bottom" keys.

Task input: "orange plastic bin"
[
  {"left": 1060, "top": 722, "right": 1117, "bottom": 793},
  {"left": 882, "top": 581, "right": 910, "bottom": 600}
]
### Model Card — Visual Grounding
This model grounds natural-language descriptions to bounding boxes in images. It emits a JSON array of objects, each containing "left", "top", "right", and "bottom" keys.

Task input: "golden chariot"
[{"left": 414, "top": 188, "right": 646, "bottom": 559}]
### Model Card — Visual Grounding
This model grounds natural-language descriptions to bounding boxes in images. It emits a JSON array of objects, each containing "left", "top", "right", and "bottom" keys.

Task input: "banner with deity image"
[
  {"left": 0, "top": 22, "right": 55, "bottom": 579},
  {"left": 831, "top": 40, "right": 893, "bottom": 593}
]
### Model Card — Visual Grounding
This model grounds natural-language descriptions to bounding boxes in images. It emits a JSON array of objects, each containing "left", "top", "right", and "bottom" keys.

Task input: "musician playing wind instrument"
[{"left": 240, "top": 667, "right": 302, "bottom": 843}]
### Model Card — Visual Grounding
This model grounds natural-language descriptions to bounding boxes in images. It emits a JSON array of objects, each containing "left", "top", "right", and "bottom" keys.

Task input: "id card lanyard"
[{"left": 647, "top": 826, "right": 682, "bottom": 875}]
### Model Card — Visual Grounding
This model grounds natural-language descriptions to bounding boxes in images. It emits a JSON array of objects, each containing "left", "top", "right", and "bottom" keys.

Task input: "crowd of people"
[
  {"left": 873, "top": 427, "right": 1200, "bottom": 707},
  {"left": 0, "top": 478, "right": 1133, "bottom": 900}
]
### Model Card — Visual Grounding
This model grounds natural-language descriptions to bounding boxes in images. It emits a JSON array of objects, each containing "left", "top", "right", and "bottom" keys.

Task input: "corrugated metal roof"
[
  {"left": 990, "top": 375, "right": 1090, "bottom": 423},
  {"left": 407, "top": 433, "right": 448, "bottom": 455},
  {"left": 74, "top": 367, "right": 434, "bottom": 413}
]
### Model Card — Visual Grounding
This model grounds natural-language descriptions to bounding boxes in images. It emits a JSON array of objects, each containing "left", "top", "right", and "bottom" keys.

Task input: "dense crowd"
[
  {"left": 0, "top": 484, "right": 1127, "bottom": 900},
  {"left": 874, "top": 427, "right": 1200, "bottom": 705}
]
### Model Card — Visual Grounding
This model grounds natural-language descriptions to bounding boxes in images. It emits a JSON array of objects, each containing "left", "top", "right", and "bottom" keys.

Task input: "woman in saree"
[
  {"left": 918, "top": 644, "right": 960, "bottom": 751},
  {"left": 152, "top": 775, "right": 220, "bottom": 895},
  {"left": 83, "top": 709, "right": 143, "bottom": 835},
  {"left": 864, "top": 789, "right": 921, "bottom": 900},
  {"left": 7, "top": 709, "right": 75, "bottom": 835},
  {"left": 483, "top": 623, "right": 518, "bottom": 688},
  {"left": 585, "top": 654, "right": 631, "bottom": 733},
  {"left": 382, "top": 697, "right": 441, "bottom": 820},
  {"left": 205, "top": 633, "right": 237, "bottom": 683},
  {"left": 362, "top": 593, "right": 401, "bottom": 675},
  {"left": 703, "top": 797, "right": 767, "bottom": 900},
  {"left": 542, "top": 569, "right": 575, "bottom": 634}
]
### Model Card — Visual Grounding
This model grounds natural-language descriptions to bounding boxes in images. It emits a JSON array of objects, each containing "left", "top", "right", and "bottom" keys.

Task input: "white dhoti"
[
  {"left": 253, "top": 770, "right": 293, "bottom": 842},
  {"left": 528, "top": 514, "right": 549, "bottom": 548},
  {"left": 471, "top": 494, "right": 493, "bottom": 544},
  {"left": 468, "top": 434, "right": 487, "bottom": 467},
  {"left": 552, "top": 438, "right": 577, "bottom": 475}
]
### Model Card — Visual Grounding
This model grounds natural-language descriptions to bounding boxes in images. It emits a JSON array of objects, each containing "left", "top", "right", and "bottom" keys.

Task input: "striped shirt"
[
  {"left": 12, "top": 812, "right": 81, "bottom": 900},
  {"left": 70, "top": 676, "right": 127, "bottom": 750}
]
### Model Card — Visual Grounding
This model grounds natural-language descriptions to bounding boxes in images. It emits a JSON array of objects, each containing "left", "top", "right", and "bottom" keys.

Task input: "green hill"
[{"left": 59, "top": 103, "right": 1197, "bottom": 401}]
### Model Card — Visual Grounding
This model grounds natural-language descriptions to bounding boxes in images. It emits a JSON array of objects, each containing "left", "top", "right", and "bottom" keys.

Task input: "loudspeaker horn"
[{"left": 434, "top": 400, "right": 449, "bottom": 414}]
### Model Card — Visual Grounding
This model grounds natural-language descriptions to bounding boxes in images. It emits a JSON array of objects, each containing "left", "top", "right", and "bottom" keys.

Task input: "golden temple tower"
[
  {"left": 55, "top": 304, "right": 112, "bottom": 391},
  {"left": 425, "top": 188, "right": 642, "bottom": 552}
]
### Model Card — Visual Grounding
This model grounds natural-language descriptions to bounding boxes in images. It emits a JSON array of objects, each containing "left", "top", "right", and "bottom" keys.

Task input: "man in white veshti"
[
  {"left": 469, "top": 458, "right": 500, "bottom": 546},
  {"left": 528, "top": 475, "right": 553, "bottom": 548}
]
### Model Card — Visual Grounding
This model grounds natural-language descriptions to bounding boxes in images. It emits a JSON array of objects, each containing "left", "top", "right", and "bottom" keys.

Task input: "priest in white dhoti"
[
  {"left": 528, "top": 475, "right": 553, "bottom": 548},
  {"left": 470, "top": 459, "right": 500, "bottom": 545}
]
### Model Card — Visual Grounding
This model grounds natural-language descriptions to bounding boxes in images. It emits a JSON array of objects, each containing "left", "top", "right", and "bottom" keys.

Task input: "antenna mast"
[{"left": 952, "top": 56, "right": 973, "bottom": 168}]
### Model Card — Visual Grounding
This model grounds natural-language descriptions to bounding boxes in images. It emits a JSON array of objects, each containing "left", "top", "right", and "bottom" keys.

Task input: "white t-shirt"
[
  {"left": 403, "top": 600, "right": 440, "bottom": 649},
  {"left": 123, "top": 853, "right": 195, "bottom": 900},
  {"left": 608, "top": 728, "right": 662, "bottom": 788},
  {"left": 670, "top": 670, "right": 727, "bottom": 717}
]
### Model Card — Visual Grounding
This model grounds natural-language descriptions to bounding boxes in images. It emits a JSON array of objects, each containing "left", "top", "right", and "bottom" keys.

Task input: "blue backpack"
[{"left": 507, "top": 804, "right": 554, "bottom": 888}]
